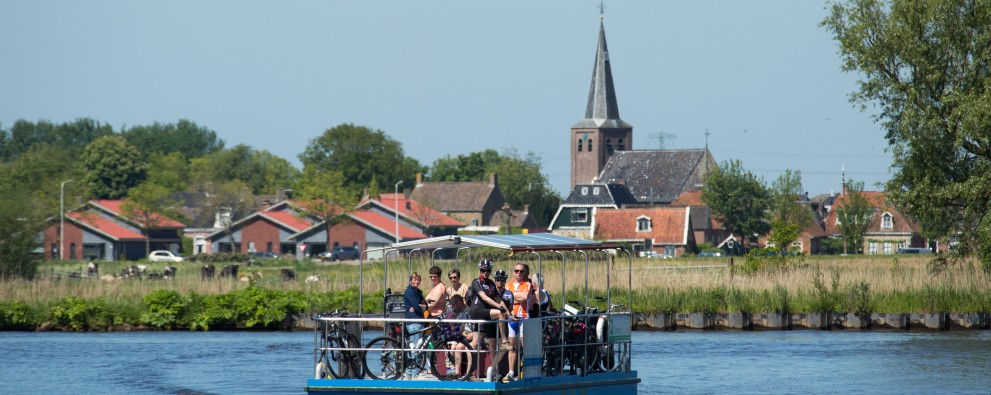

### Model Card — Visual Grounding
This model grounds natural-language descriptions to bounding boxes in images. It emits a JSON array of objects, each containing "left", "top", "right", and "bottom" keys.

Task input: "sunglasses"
[
  {"left": 513, "top": 269, "right": 524, "bottom": 273},
  {"left": 449, "top": 276, "right": 458, "bottom": 280},
  {"left": 480, "top": 270, "right": 491, "bottom": 273}
]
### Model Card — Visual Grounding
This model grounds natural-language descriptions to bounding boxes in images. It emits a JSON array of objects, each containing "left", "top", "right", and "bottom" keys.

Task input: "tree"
[
  {"left": 0, "top": 190, "right": 45, "bottom": 280},
  {"left": 767, "top": 170, "right": 814, "bottom": 252},
  {"left": 122, "top": 182, "right": 178, "bottom": 256},
  {"left": 299, "top": 123, "right": 425, "bottom": 192},
  {"left": 701, "top": 159, "right": 772, "bottom": 248},
  {"left": 429, "top": 148, "right": 561, "bottom": 225},
  {"left": 82, "top": 136, "right": 147, "bottom": 199},
  {"left": 204, "top": 180, "right": 255, "bottom": 253},
  {"left": 190, "top": 145, "right": 300, "bottom": 195},
  {"left": 835, "top": 181, "right": 874, "bottom": 255},
  {"left": 823, "top": 0, "right": 991, "bottom": 269},
  {"left": 146, "top": 152, "right": 190, "bottom": 192},
  {"left": 121, "top": 119, "right": 225, "bottom": 159},
  {"left": 293, "top": 166, "right": 359, "bottom": 246},
  {"left": 1, "top": 118, "right": 113, "bottom": 162}
]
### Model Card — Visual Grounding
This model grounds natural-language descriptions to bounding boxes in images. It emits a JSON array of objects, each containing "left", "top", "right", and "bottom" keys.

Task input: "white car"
[{"left": 148, "top": 250, "right": 183, "bottom": 262}]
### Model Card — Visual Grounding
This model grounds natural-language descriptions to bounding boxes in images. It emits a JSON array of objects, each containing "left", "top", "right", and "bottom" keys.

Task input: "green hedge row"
[{"left": 0, "top": 286, "right": 379, "bottom": 331}]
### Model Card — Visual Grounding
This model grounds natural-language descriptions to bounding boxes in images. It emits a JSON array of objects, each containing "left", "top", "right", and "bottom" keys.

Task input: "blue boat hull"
[{"left": 305, "top": 371, "right": 639, "bottom": 394}]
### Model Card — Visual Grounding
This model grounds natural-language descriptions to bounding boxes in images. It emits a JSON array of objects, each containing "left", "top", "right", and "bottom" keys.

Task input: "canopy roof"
[{"left": 385, "top": 234, "right": 622, "bottom": 252}]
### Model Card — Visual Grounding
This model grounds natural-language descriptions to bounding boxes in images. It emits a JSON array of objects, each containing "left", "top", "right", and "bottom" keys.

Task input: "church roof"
[
  {"left": 572, "top": 21, "right": 632, "bottom": 130},
  {"left": 598, "top": 149, "right": 714, "bottom": 204},
  {"left": 562, "top": 183, "right": 637, "bottom": 206}
]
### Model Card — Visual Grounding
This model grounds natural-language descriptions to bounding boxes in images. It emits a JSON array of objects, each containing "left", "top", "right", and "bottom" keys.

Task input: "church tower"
[{"left": 570, "top": 18, "right": 633, "bottom": 190}]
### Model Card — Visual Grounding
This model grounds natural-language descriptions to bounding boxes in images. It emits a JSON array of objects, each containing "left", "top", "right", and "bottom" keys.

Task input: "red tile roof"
[
  {"left": 366, "top": 194, "right": 464, "bottom": 227},
  {"left": 67, "top": 212, "right": 146, "bottom": 240},
  {"left": 90, "top": 199, "right": 185, "bottom": 228},
  {"left": 262, "top": 210, "right": 315, "bottom": 232},
  {"left": 671, "top": 191, "right": 705, "bottom": 206},
  {"left": 823, "top": 191, "right": 921, "bottom": 235},
  {"left": 595, "top": 207, "right": 691, "bottom": 244},
  {"left": 350, "top": 210, "right": 427, "bottom": 240}
]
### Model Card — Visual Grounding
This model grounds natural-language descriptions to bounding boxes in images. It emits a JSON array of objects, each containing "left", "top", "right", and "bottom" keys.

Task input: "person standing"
[
  {"left": 425, "top": 266, "right": 447, "bottom": 318},
  {"left": 446, "top": 269, "right": 468, "bottom": 307},
  {"left": 505, "top": 263, "right": 534, "bottom": 381},
  {"left": 402, "top": 272, "right": 427, "bottom": 379}
]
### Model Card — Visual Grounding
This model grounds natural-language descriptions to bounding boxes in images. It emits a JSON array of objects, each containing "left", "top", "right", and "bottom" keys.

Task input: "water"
[{"left": 1, "top": 330, "right": 990, "bottom": 394}]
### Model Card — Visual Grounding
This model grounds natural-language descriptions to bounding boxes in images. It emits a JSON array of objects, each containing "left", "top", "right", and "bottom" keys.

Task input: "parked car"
[
  {"left": 641, "top": 251, "right": 673, "bottom": 259},
  {"left": 251, "top": 251, "right": 281, "bottom": 259},
  {"left": 319, "top": 246, "right": 360, "bottom": 261},
  {"left": 698, "top": 251, "right": 722, "bottom": 258},
  {"left": 897, "top": 247, "right": 933, "bottom": 254},
  {"left": 148, "top": 250, "right": 183, "bottom": 262}
]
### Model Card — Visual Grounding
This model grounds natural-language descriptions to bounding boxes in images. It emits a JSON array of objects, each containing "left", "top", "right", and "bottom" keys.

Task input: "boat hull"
[{"left": 305, "top": 371, "right": 640, "bottom": 394}]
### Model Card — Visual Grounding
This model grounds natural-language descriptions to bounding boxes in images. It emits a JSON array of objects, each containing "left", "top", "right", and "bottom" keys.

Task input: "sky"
[{"left": 0, "top": 1, "right": 892, "bottom": 198}]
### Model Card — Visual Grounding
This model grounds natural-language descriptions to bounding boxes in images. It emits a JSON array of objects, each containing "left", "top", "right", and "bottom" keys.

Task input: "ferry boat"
[{"left": 305, "top": 234, "right": 640, "bottom": 394}]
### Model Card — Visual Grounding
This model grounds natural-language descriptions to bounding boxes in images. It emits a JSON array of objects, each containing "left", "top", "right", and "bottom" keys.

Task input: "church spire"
[{"left": 574, "top": 19, "right": 631, "bottom": 129}]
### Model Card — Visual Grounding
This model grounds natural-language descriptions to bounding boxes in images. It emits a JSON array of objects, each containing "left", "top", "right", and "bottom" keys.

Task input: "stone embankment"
[{"left": 634, "top": 312, "right": 991, "bottom": 331}]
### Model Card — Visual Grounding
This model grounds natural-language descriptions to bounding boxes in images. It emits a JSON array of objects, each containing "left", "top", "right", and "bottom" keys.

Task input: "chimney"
[
  {"left": 489, "top": 173, "right": 498, "bottom": 187},
  {"left": 361, "top": 188, "right": 369, "bottom": 201},
  {"left": 523, "top": 204, "right": 530, "bottom": 214},
  {"left": 416, "top": 173, "right": 424, "bottom": 186},
  {"left": 277, "top": 188, "right": 286, "bottom": 201}
]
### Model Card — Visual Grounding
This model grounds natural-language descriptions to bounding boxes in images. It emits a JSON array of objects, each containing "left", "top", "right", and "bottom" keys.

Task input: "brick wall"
[
  {"left": 328, "top": 222, "right": 366, "bottom": 250},
  {"left": 240, "top": 217, "right": 281, "bottom": 253}
]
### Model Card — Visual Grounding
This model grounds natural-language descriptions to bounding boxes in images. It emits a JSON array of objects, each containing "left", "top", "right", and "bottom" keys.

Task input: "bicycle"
[
  {"left": 317, "top": 308, "right": 364, "bottom": 379},
  {"left": 364, "top": 318, "right": 477, "bottom": 381},
  {"left": 590, "top": 296, "right": 630, "bottom": 372}
]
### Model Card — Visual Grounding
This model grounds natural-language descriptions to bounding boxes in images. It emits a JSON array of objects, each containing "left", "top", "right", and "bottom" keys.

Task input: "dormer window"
[
  {"left": 581, "top": 187, "right": 589, "bottom": 195},
  {"left": 881, "top": 213, "right": 893, "bottom": 230},
  {"left": 593, "top": 187, "right": 601, "bottom": 195},
  {"left": 636, "top": 216, "right": 651, "bottom": 232},
  {"left": 571, "top": 208, "right": 588, "bottom": 223}
]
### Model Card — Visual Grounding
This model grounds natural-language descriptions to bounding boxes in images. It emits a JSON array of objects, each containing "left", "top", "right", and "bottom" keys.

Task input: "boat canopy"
[{"left": 378, "top": 234, "right": 623, "bottom": 253}]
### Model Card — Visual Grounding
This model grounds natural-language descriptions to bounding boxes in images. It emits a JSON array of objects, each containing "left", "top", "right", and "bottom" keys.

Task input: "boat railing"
[{"left": 313, "top": 312, "right": 632, "bottom": 381}]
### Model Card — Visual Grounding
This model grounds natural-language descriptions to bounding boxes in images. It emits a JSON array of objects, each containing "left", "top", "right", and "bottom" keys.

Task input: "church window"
[
  {"left": 618, "top": 138, "right": 625, "bottom": 150},
  {"left": 571, "top": 208, "right": 588, "bottom": 223},
  {"left": 587, "top": 140, "right": 592, "bottom": 151},
  {"left": 577, "top": 139, "right": 583, "bottom": 152},
  {"left": 606, "top": 138, "right": 612, "bottom": 151}
]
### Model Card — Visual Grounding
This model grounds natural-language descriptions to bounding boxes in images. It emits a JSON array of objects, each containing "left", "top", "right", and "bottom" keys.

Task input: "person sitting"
[
  {"left": 425, "top": 266, "right": 448, "bottom": 318},
  {"left": 467, "top": 260, "right": 515, "bottom": 381}
]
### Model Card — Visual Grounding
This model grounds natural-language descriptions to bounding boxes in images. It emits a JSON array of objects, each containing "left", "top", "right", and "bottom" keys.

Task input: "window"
[
  {"left": 471, "top": 218, "right": 479, "bottom": 226},
  {"left": 353, "top": 242, "right": 361, "bottom": 249},
  {"left": 592, "top": 187, "right": 600, "bottom": 195},
  {"left": 577, "top": 139, "right": 583, "bottom": 152},
  {"left": 587, "top": 140, "right": 592, "bottom": 151},
  {"left": 581, "top": 187, "right": 589, "bottom": 195},
  {"left": 70, "top": 243, "right": 76, "bottom": 260},
  {"left": 618, "top": 138, "right": 625, "bottom": 150},
  {"left": 792, "top": 241, "right": 803, "bottom": 251},
  {"left": 881, "top": 213, "right": 893, "bottom": 230},
  {"left": 636, "top": 216, "right": 651, "bottom": 232},
  {"left": 868, "top": 242, "right": 878, "bottom": 255},
  {"left": 883, "top": 242, "right": 893, "bottom": 254},
  {"left": 664, "top": 245, "right": 676, "bottom": 256},
  {"left": 266, "top": 242, "right": 273, "bottom": 252},
  {"left": 606, "top": 138, "right": 612, "bottom": 151},
  {"left": 571, "top": 208, "right": 588, "bottom": 223}
]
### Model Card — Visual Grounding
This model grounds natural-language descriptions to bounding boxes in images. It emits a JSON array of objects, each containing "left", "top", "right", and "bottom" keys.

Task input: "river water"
[{"left": 1, "top": 330, "right": 989, "bottom": 394}]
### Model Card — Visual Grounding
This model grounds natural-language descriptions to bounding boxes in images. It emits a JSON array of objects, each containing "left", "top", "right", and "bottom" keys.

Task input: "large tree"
[
  {"left": 82, "top": 136, "right": 146, "bottom": 199},
  {"left": 190, "top": 144, "right": 300, "bottom": 195},
  {"left": 823, "top": 0, "right": 991, "bottom": 269},
  {"left": 835, "top": 181, "right": 874, "bottom": 255},
  {"left": 0, "top": 189, "right": 45, "bottom": 280},
  {"left": 293, "top": 166, "right": 359, "bottom": 249},
  {"left": 0, "top": 118, "right": 113, "bottom": 162},
  {"left": 429, "top": 148, "right": 561, "bottom": 225},
  {"left": 122, "top": 182, "right": 179, "bottom": 256},
  {"left": 121, "top": 119, "right": 224, "bottom": 159},
  {"left": 299, "top": 123, "right": 425, "bottom": 193},
  {"left": 767, "top": 169, "right": 815, "bottom": 252},
  {"left": 701, "top": 159, "right": 772, "bottom": 248}
]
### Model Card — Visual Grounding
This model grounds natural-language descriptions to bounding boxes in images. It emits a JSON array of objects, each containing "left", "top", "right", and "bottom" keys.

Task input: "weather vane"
[{"left": 599, "top": 1, "right": 606, "bottom": 20}]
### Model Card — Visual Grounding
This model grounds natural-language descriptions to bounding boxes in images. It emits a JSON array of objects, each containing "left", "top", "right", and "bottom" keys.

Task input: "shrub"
[
  {"left": 141, "top": 290, "right": 191, "bottom": 330},
  {"left": 0, "top": 301, "right": 36, "bottom": 330}
]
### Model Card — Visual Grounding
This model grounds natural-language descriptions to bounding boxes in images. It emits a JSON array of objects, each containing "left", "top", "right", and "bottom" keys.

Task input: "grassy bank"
[{"left": 2, "top": 254, "right": 990, "bottom": 331}]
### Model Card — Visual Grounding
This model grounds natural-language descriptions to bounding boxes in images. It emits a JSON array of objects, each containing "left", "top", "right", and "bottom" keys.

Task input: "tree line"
[{"left": 0, "top": 120, "right": 561, "bottom": 279}]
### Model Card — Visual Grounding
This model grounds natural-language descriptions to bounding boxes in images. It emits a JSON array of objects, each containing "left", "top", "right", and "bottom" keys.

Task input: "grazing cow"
[
  {"left": 220, "top": 264, "right": 239, "bottom": 278},
  {"left": 280, "top": 268, "right": 297, "bottom": 282},
  {"left": 146, "top": 272, "right": 164, "bottom": 280},
  {"left": 100, "top": 274, "right": 118, "bottom": 282},
  {"left": 136, "top": 264, "right": 147, "bottom": 275},
  {"left": 201, "top": 264, "right": 216, "bottom": 280},
  {"left": 121, "top": 265, "right": 141, "bottom": 279},
  {"left": 86, "top": 262, "right": 98, "bottom": 277},
  {"left": 304, "top": 274, "right": 321, "bottom": 283},
  {"left": 163, "top": 265, "right": 177, "bottom": 279}
]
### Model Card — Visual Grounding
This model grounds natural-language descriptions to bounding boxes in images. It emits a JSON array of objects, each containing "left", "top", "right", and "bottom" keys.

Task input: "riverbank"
[{"left": 3, "top": 254, "right": 990, "bottom": 331}]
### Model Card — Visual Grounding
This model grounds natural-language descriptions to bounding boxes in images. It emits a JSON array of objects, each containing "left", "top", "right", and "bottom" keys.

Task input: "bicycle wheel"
[
  {"left": 364, "top": 336, "right": 403, "bottom": 380},
  {"left": 343, "top": 332, "right": 365, "bottom": 379},
  {"left": 321, "top": 333, "right": 348, "bottom": 379},
  {"left": 429, "top": 338, "right": 476, "bottom": 381}
]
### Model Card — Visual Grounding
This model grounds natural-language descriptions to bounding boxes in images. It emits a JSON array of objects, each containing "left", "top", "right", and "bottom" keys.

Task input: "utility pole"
[{"left": 60, "top": 179, "right": 74, "bottom": 260}]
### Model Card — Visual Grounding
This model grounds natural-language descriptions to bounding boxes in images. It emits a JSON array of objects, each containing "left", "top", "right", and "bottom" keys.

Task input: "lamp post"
[
  {"left": 394, "top": 180, "right": 403, "bottom": 244},
  {"left": 59, "top": 179, "right": 74, "bottom": 260}
]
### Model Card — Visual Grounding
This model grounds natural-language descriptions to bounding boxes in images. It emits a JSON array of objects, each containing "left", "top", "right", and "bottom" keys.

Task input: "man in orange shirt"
[{"left": 504, "top": 263, "right": 534, "bottom": 381}]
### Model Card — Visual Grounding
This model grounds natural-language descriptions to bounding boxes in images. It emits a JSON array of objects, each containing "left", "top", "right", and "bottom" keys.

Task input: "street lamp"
[
  {"left": 60, "top": 179, "right": 74, "bottom": 260},
  {"left": 394, "top": 180, "right": 403, "bottom": 244}
]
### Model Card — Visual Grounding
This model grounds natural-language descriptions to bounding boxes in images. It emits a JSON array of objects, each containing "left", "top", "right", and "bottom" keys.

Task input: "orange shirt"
[{"left": 507, "top": 280, "right": 533, "bottom": 318}]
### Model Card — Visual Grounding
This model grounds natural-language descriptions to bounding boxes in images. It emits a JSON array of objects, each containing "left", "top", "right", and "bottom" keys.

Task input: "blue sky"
[{"left": 0, "top": 1, "right": 890, "bottom": 197}]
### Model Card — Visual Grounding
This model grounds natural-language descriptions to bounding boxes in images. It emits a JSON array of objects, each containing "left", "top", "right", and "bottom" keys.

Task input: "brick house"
[
  {"left": 410, "top": 173, "right": 522, "bottom": 229},
  {"left": 42, "top": 199, "right": 185, "bottom": 261},
  {"left": 204, "top": 200, "right": 320, "bottom": 256},
  {"left": 823, "top": 191, "right": 929, "bottom": 255},
  {"left": 593, "top": 207, "right": 696, "bottom": 257}
]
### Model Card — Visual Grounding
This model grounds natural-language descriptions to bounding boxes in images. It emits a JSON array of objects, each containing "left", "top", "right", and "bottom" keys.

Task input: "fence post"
[{"left": 728, "top": 257, "right": 734, "bottom": 279}]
